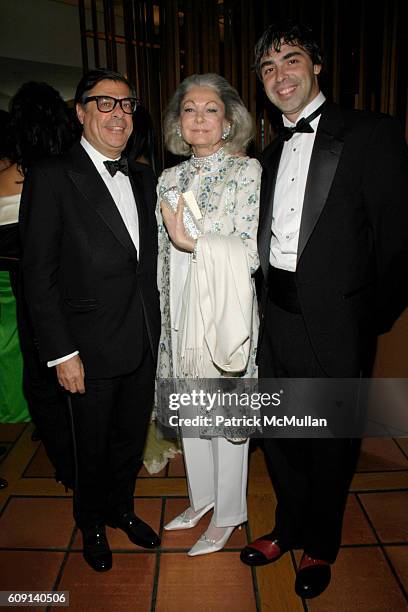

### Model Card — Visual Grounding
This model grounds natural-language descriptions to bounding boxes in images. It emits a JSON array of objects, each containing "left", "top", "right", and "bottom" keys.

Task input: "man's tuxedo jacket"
[
  {"left": 258, "top": 103, "right": 408, "bottom": 376},
  {"left": 19, "top": 142, "right": 160, "bottom": 379}
]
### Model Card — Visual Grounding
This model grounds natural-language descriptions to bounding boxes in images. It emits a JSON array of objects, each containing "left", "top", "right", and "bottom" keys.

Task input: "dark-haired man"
[
  {"left": 20, "top": 69, "right": 161, "bottom": 572},
  {"left": 240, "top": 21, "right": 408, "bottom": 598}
]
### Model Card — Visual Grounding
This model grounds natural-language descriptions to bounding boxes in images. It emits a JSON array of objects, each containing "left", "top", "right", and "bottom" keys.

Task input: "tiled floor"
[{"left": 0, "top": 424, "right": 407, "bottom": 611}]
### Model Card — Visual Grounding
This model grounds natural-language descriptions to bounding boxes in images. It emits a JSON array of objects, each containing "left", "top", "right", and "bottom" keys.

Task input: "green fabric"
[{"left": 0, "top": 271, "right": 30, "bottom": 422}]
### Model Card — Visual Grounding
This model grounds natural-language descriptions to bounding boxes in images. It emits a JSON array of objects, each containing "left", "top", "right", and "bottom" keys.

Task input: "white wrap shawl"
[{"left": 177, "top": 233, "right": 254, "bottom": 377}]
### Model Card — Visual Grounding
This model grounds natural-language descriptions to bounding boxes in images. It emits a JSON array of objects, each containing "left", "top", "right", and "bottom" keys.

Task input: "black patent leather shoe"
[
  {"left": 0, "top": 477, "right": 8, "bottom": 489},
  {"left": 108, "top": 512, "right": 161, "bottom": 548},
  {"left": 295, "top": 555, "right": 331, "bottom": 599},
  {"left": 81, "top": 524, "right": 112, "bottom": 572}
]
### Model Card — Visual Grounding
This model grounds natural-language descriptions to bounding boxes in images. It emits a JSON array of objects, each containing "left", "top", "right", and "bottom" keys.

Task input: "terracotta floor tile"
[
  {"left": 72, "top": 498, "right": 162, "bottom": 550},
  {"left": 138, "top": 464, "right": 166, "bottom": 478},
  {"left": 57, "top": 552, "right": 155, "bottom": 611},
  {"left": 357, "top": 438, "right": 408, "bottom": 471},
  {"left": 24, "top": 444, "right": 55, "bottom": 478},
  {"left": 2, "top": 420, "right": 407, "bottom": 611},
  {"left": 351, "top": 470, "right": 408, "bottom": 492},
  {"left": 11, "top": 478, "right": 72, "bottom": 498},
  {"left": 396, "top": 438, "right": 408, "bottom": 457},
  {"left": 0, "top": 498, "right": 74, "bottom": 549},
  {"left": 306, "top": 547, "right": 407, "bottom": 611},
  {"left": 135, "top": 477, "right": 188, "bottom": 497},
  {"left": 0, "top": 442, "right": 12, "bottom": 456},
  {"left": 155, "top": 552, "right": 256, "bottom": 612},
  {"left": 248, "top": 444, "right": 270, "bottom": 479},
  {"left": 161, "top": 498, "right": 247, "bottom": 549},
  {"left": 293, "top": 549, "right": 302, "bottom": 566},
  {"left": 0, "top": 550, "right": 64, "bottom": 591},
  {"left": 254, "top": 553, "right": 303, "bottom": 612},
  {"left": 0, "top": 423, "right": 27, "bottom": 442},
  {"left": 385, "top": 545, "right": 408, "bottom": 592},
  {"left": 167, "top": 453, "right": 185, "bottom": 477},
  {"left": 359, "top": 491, "right": 408, "bottom": 542},
  {"left": 247, "top": 494, "right": 276, "bottom": 542},
  {"left": 341, "top": 495, "right": 376, "bottom": 545}
]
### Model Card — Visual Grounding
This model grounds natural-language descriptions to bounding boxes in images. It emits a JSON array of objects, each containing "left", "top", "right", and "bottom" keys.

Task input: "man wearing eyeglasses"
[{"left": 19, "top": 69, "right": 161, "bottom": 572}]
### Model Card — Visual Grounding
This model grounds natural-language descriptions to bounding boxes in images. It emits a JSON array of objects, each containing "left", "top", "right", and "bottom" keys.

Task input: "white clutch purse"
[{"left": 161, "top": 187, "right": 202, "bottom": 240}]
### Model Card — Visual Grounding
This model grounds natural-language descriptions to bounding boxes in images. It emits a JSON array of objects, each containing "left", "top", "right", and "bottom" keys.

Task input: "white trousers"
[{"left": 182, "top": 435, "right": 249, "bottom": 527}]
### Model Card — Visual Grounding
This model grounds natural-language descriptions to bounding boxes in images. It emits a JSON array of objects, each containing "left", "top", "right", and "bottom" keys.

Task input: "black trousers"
[
  {"left": 15, "top": 278, "right": 74, "bottom": 486},
  {"left": 259, "top": 296, "right": 360, "bottom": 563},
  {"left": 70, "top": 345, "right": 155, "bottom": 528}
]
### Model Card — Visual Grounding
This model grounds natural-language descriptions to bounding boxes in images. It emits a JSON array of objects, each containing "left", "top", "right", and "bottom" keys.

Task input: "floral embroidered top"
[{"left": 156, "top": 148, "right": 261, "bottom": 379}]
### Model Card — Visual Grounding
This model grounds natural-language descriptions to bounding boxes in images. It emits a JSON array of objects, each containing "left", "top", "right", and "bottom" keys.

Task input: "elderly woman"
[{"left": 156, "top": 73, "right": 260, "bottom": 556}]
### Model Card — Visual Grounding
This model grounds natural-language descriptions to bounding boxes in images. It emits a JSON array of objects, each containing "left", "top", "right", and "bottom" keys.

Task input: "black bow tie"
[
  {"left": 279, "top": 102, "right": 326, "bottom": 141},
  {"left": 103, "top": 157, "right": 129, "bottom": 177}
]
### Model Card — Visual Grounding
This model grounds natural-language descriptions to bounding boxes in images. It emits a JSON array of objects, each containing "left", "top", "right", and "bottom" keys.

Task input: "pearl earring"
[
  {"left": 176, "top": 124, "right": 182, "bottom": 137},
  {"left": 221, "top": 124, "right": 231, "bottom": 140}
]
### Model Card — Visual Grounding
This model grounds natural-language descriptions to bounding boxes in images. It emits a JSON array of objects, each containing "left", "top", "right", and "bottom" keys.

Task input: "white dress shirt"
[
  {"left": 48, "top": 136, "right": 139, "bottom": 367},
  {"left": 80, "top": 137, "right": 140, "bottom": 252},
  {"left": 270, "top": 92, "right": 326, "bottom": 271}
]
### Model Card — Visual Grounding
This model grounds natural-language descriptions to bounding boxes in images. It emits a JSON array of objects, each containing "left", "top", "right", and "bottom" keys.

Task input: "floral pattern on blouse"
[{"left": 156, "top": 150, "right": 261, "bottom": 380}]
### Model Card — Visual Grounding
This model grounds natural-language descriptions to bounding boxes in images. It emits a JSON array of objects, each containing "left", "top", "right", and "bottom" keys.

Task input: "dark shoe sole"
[
  {"left": 83, "top": 554, "right": 112, "bottom": 572},
  {"left": 295, "top": 566, "right": 331, "bottom": 599},
  {"left": 107, "top": 520, "right": 160, "bottom": 548},
  {"left": 240, "top": 551, "right": 283, "bottom": 566},
  {"left": 240, "top": 538, "right": 289, "bottom": 567}
]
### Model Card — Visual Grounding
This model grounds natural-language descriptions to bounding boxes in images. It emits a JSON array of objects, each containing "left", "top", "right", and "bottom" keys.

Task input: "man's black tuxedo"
[
  {"left": 258, "top": 104, "right": 408, "bottom": 377},
  {"left": 20, "top": 142, "right": 160, "bottom": 377},
  {"left": 19, "top": 142, "right": 160, "bottom": 526},
  {"left": 257, "top": 104, "right": 408, "bottom": 562}
]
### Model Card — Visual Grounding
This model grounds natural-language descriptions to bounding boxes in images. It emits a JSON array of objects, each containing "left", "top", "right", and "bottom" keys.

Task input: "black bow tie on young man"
[
  {"left": 279, "top": 102, "right": 326, "bottom": 141},
  {"left": 103, "top": 157, "right": 129, "bottom": 177}
]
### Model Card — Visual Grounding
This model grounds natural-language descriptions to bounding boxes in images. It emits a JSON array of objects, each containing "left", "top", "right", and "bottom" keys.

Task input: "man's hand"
[
  {"left": 56, "top": 355, "right": 85, "bottom": 394},
  {"left": 161, "top": 197, "right": 196, "bottom": 252}
]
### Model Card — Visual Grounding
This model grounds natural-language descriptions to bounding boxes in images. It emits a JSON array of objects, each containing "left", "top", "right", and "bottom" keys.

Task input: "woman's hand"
[{"left": 160, "top": 196, "right": 196, "bottom": 252}]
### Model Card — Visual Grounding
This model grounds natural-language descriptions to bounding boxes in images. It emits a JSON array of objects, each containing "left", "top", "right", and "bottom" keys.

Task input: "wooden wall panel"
[
  {"left": 123, "top": 0, "right": 136, "bottom": 84},
  {"left": 77, "top": 0, "right": 408, "bottom": 170}
]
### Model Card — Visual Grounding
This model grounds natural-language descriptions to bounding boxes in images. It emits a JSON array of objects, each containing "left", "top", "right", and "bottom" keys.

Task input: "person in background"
[
  {"left": 20, "top": 68, "right": 161, "bottom": 572},
  {"left": 127, "top": 103, "right": 157, "bottom": 172},
  {"left": 0, "top": 88, "right": 77, "bottom": 487},
  {"left": 0, "top": 109, "right": 27, "bottom": 425},
  {"left": 240, "top": 20, "right": 408, "bottom": 599},
  {"left": 157, "top": 73, "right": 260, "bottom": 556}
]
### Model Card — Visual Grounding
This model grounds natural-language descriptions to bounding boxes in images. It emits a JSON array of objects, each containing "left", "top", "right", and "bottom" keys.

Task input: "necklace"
[{"left": 190, "top": 147, "right": 225, "bottom": 171}]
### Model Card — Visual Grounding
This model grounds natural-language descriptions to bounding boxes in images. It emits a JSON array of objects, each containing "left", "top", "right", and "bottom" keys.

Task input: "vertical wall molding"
[{"left": 78, "top": 0, "right": 407, "bottom": 170}]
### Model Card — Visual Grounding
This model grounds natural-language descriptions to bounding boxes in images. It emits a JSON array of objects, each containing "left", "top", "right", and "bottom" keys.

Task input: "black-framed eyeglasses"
[{"left": 83, "top": 95, "right": 139, "bottom": 114}]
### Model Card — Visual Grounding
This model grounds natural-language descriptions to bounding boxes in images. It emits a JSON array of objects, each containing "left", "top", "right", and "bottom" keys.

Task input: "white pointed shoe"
[
  {"left": 164, "top": 502, "right": 214, "bottom": 531},
  {"left": 187, "top": 525, "right": 236, "bottom": 556}
]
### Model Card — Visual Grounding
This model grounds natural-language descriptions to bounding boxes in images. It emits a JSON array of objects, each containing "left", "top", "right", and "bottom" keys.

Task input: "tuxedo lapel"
[
  {"left": 129, "top": 168, "right": 148, "bottom": 265},
  {"left": 297, "top": 105, "right": 344, "bottom": 262},
  {"left": 258, "top": 139, "right": 284, "bottom": 280},
  {"left": 67, "top": 143, "right": 138, "bottom": 260}
]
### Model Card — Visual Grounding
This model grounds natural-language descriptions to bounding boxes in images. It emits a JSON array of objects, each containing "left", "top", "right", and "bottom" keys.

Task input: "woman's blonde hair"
[{"left": 163, "top": 73, "right": 254, "bottom": 156}]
